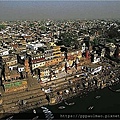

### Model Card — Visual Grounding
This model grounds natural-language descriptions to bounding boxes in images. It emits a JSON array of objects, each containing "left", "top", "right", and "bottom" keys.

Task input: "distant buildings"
[{"left": 0, "top": 19, "right": 119, "bottom": 93}]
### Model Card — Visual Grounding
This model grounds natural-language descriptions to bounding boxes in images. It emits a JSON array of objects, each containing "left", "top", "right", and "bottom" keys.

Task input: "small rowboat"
[
  {"left": 95, "top": 96, "right": 101, "bottom": 99},
  {"left": 58, "top": 106, "right": 65, "bottom": 109}
]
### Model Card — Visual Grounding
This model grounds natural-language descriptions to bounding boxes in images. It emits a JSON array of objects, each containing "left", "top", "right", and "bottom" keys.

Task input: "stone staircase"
[{"left": 0, "top": 76, "right": 48, "bottom": 119}]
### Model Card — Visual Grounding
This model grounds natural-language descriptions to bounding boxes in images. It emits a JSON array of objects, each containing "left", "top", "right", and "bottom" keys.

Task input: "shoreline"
[
  {"left": 1, "top": 80, "right": 120, "bottom": 119},
  {"left": 1, "top": 69, "right": 120, "bottom": 118}
]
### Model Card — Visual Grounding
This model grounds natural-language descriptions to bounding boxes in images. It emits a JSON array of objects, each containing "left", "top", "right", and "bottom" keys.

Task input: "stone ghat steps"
[
  {"left": 2, "top": 90, "right": 46, "bottom": 106},
  {"left": 18, "top": 100, "right": 48, "bottom": 113},
  {"left": 23, "top": 98, "right": 48, "bottom": 108},
  {"left": 25, "top": 96, "right": 46, "bottom": 104},
  {"left": 4, "top": 106, "right": 20, "bottom": 113},
  {"left": 3, "top": 97, "right": 48, "bottom": 113},
  {"left": 3, "top": 98, "right": 48, "bottom": 114},
  {"left": 2, "top": 96, "right": 48, "bottom": 114},
  {"left": 1, "top": 82, "right": 48, "bottom": 115},
  {"left": 2, "top": 83, "right": 41, "bottom": 97},
  {"left": 0, "top": 106, "right": 4, "bottom": 113},
  {"left": 3, "top": 93, "right": 46, "bottom": 106},
  {"left": 3, "top": 102, "right": 16, "bottom": 109},
  {"left": 2, "top": 87, "right": 44, "bottom": 102},
  {"left": 2, "top": 88, "right": 27, "bottom": 97},
  {"left": 3, "top": 91, "right": 45, "bottom": 104},
  {"left": 27, "top": 76, "right": 41, "bottom": 88}
]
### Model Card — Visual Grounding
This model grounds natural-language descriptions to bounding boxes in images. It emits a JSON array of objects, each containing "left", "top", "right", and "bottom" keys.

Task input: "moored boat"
[
  {"left": 88, "top": 106, "right": 94, "bottom": 110},
  {"left": 32, "top": 116, "right": 39, "bottom": 120},
  {"left": 95, "top": 96, "right": 101, "bottom": 99},
  {"left": 41, "top": 107, "right": 48, "bottom": 110},
  {"left": 116, "top": 89, "right": 120, "bottom": 92},
  {"left": 64, "top": 101, "right": 75, "bottom": 106},
  {"left": 58, "top": 106, "right": 65, "bottom": 109},
  {"left": 6, "top": 116, "right": 13, "bottom": 120},
  {"left": 68, "top": 102, "right": 75, "bottom": 105},
  {"left": 33, "top": 109, "right": 36, "bottom": 114}
]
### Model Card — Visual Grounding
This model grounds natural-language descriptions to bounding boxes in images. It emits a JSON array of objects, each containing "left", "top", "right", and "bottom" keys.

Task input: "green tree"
[
  {"left": 0, "top": 24, "right": 5, "bottom": 30},
  {"left": 40, "top": 26, "right": 46, "bottom": 31},
  {"left": 57, "top": 32, "right": 79, "bottom": 48},
  {"left": 93, "top": 38, "right": 99, "bottom": 45},
  {"left": 105, "top": 25, "right": 120, "bottom": 39},
  {"left": 106, "top": 39, "right": 115, "bottom": 43}
]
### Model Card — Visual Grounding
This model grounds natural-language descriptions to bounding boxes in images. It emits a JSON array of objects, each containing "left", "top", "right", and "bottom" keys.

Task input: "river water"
[{"left": 4, "top": 83, "right": 120, "bottom": 119}]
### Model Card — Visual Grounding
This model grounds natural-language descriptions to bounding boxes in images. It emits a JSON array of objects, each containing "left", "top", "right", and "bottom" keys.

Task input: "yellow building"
[
  {"left": 52, "top": 46, "right": 62, "bottom": 58},
  {"left": 45, "top": 57, "right": 63, "bottom": 67},
  {"left": 49, "top": 42, "right": 56, "bottom": 47},
  {"left": 32, "top": 61, "right": 45, "bottom": 70},
  {"left": 3, "top": 55, "right": 17, "bottom": 66}
]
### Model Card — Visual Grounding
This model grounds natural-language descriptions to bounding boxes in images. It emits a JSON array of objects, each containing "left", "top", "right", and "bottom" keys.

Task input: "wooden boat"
[
  {"left": 47, "top": 111, "right": 52, "bottom": 113},
  {"left": 64, "top": 101, "right": 69, "bottom": 105},
  {"left": 45, "top": 113, "right": 54, "bottom": 119},
  {"left": 68, "top": 102, "right": 75, "bottom": 105},
  {"left": 41, "top": 107, "right": 48, "bottom": 110},
  {"left": 58, "top": 106, "right": 65, "bottom": 109},
  {"left": 65, "top": 102, "right": 75, "bottom": 105},
  {"left": 32, "top": 116, "right": 39, "bottom": 120},
  {"left": 6, "top": 116, "right": 13, "bottom": 120},
  {"left": 65, "top": 101, "right": 75, "bottom": 106},
  {"left": 88, "top": 106, "right": 94, "bottom": 110},
  {"left": 95, "top": 96, "right": 101, "bottom": 99},
  {"left": 43, "top": 110, "right": 48, "bottom": 113},
  {"left": 33, "top": 109, "right": 36, "bottom": 114},
  {"left": 116, "top": 89, "right": 120, "bottom": 92}
]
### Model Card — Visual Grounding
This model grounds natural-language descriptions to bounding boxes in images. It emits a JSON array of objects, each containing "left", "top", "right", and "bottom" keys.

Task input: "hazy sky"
[{"left": 0, "top": 1, "right": 120, "bottom": 20}]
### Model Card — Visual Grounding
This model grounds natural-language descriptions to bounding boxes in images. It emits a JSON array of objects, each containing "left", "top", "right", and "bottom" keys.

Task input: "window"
[{"left": 9, "top": 67, "right": 12, "bottom": 70}]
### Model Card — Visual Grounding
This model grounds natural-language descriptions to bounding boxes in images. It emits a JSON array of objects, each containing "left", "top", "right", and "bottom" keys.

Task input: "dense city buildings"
[{"left": 0, "top": 19, "right": 120, "bottom": 119}]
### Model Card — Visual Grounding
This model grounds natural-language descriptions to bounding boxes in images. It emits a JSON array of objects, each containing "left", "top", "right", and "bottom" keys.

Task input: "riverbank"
[
  {"left": 3, "top": 82, "right": 120, "bottom": 119},
  {"left": 1, "top": 60, "right": 120, "bottom": 119}
]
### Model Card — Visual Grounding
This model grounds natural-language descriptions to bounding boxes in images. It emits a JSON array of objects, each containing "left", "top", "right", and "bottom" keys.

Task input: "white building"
[
  {"left": 101, "top": 48, "right": 105, "bottom": 57},
  {"left": 92, "top": 57, "right": 100, "bottom": 64},
  {"left": 27, "top": 42, "right": 45, "bottom": 50},
  {"left": 81, "top": 43, "right": 86, "bottom": 53},
  {"left": 92, "top": 53, "right": 100, "bottom": 64},
  {"left": 18, "top": 65, "right": 25, "bottom": 72},
  {"left": 9, "top": 65, "right": 17, "bottom": 71},
  {"left": 0, "top": 48, "right": 9, "bottom": 56}
]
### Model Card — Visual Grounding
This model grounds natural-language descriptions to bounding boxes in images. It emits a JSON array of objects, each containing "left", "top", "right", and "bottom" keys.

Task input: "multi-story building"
[
  {"left": 3, "top": 64, "right": 20, "bottom": 81},
  {"left": 5, "top": 55, "right": 17, "bottom": 67},
  {"left": 0, "top": 47, "right": 9, "bottom": 56},
  {"left": 114, "top": 44, "right": 120, "bottom": 59},
  {"left": 27, "top": 42, "right": 45, "bottom": 51}
]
